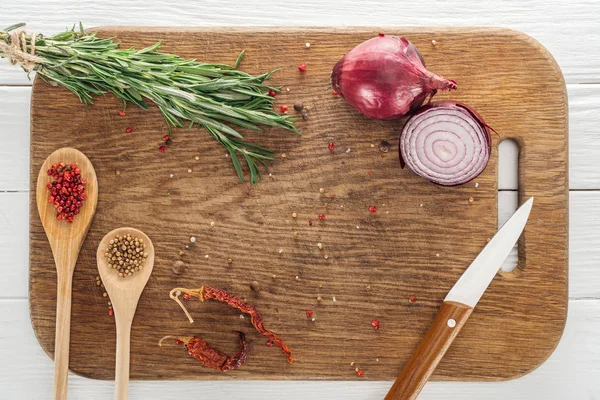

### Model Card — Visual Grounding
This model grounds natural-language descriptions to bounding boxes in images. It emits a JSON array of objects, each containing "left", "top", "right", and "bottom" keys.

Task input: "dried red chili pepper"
[
  {"left": 159, "top": 331, "right": 248, "bottom": 372},
  {"left": 170, "top": 286, "right": 293, "bottom": 363}
]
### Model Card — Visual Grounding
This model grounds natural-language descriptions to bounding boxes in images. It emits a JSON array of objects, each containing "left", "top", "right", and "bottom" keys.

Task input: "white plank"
[
  {"left": 569, "top": 85, "right": 600, "bottom": 189},
  {"left": 1, "top": 0, "right": 599, "bottom": 85},
  {"left": 498, "top": 191, "right": 518, "bottom": 272},
  {"left": 0, "top": 87, "right": 30, "bottom": 191},
  {"left": 570, "top": 191, "right": 600, "bottom": 299},
  {"left": 0, "top": 192, "right": 29, "bottom": 298},
  {"left": 0, "top": 298, "right": 597, "bottom": 399}
]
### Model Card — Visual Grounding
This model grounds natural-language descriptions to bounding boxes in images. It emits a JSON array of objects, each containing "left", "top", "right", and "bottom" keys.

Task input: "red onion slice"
[{"left": 399, "top": 101, "right": 491, "bottom": 186}]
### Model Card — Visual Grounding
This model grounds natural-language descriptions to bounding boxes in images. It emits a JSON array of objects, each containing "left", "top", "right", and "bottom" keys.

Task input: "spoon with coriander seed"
[
  {"left": 97, "top": 228, "right": 155, "bottom": 400},
  {"left": 36, "top": 147, "right": 98, "bottom": 400}
]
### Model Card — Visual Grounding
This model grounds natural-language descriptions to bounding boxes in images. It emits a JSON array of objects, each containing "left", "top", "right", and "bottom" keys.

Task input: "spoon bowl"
[
  {"left": 36, "top": 147, "right": 98, "bottom": 400},
  {"left": 97, "top": 227, "right": 155, "bottom": 400}
]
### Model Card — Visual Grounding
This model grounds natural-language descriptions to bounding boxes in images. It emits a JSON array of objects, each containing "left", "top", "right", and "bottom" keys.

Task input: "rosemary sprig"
[{"left": 0, "top": 23, "right": 299, "bottom": 183}]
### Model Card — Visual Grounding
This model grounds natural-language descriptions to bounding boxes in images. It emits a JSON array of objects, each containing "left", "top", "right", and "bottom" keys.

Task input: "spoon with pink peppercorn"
[{"left": 36, "top": 147, "right": 98, "bottom": 400}]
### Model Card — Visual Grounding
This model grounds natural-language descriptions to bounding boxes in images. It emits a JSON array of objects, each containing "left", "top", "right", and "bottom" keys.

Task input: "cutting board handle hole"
[{"left": 498, "top": 139, "right": 519, "bottom": 275}]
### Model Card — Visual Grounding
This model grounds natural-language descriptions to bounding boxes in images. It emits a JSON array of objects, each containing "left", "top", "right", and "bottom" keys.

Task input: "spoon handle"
[
  {"left": 115, "top": 320, "right": 132, "bottom": 400},
  {"left": 53, "top": 273, "right": 73, "bottom": 400}
]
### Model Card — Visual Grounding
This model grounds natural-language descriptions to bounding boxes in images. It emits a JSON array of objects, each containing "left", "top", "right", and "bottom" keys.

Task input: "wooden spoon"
[
  {"left": 36, "top": 148, "right": 98, "bottom": 400},
  {"left": 97, "top": 228, "right": 155, "bottom": 400}
]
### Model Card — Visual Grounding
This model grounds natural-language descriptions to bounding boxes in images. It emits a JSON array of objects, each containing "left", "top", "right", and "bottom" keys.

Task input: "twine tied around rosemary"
[{"left": 0, "top": 29, "right": 43, "bottom": 71}]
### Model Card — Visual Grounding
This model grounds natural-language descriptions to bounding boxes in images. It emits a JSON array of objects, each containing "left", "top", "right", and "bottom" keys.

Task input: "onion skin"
[
  {"left": 332, "top": 35, "right": 457, "bottom": 120},
  {"left": 399, "top": 101, "right": 492, "bottom": 186}
]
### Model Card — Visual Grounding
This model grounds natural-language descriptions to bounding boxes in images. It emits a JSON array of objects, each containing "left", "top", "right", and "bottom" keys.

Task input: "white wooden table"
[{"left": 1, "top": 1, "right": 599, "bottom": 398}]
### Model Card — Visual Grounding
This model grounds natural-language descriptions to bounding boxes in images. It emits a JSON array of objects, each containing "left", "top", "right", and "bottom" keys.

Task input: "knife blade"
[{"left": 384, "top": 197, "right": 534, "bottom": 400}]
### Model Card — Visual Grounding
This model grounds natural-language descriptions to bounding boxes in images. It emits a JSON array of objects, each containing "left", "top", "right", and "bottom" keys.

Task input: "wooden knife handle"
[{"left": 384, "top": 301, "right": 474, "bottom": 400}]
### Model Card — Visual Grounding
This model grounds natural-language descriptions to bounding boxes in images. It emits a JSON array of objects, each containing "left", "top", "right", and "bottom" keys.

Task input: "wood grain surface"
[{"left": 29, "top": 27, "right": 568, "bottom": 381}]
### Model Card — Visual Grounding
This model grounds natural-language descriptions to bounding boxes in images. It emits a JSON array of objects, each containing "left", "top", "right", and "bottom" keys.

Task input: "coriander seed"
[{"left": 104, "top": 232, "right": 149, "bottom": 278}]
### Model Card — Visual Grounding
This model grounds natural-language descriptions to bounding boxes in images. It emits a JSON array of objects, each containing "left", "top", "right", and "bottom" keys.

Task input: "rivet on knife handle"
[{"left": 384, "top": 301, "right": 473, "bottom": 400}]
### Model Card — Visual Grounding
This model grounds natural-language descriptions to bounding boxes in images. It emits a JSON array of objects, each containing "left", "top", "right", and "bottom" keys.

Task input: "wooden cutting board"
[{"left": 29, "top": 27, "right": 568, "bottom": 381}]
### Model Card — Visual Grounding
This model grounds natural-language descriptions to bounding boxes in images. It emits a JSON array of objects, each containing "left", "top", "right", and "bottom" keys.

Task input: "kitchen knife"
[{"left": 384, "top": 197, "right": 534, "bottom": 400}]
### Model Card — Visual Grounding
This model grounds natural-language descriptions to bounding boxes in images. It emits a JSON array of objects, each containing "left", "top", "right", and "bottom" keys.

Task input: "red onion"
[
  {"left": 331, "top": 35, "right": 457, "bottom": 119},
  {"left": 399, "top": 101, "right": 491, "bottom": 186}
]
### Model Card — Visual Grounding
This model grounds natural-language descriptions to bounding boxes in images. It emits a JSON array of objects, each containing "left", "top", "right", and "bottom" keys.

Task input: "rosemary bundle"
[{"left": 0, "top": 23, "right": 299, "bottom": 183}]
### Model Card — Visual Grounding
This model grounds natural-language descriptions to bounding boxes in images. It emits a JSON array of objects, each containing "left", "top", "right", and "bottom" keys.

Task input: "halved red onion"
[{"left": 399, "top": 101, "right": 491, "bottom": 186}]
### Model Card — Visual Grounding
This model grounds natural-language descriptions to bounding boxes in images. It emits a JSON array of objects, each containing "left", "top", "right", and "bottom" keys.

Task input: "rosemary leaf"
[{"left": 0, "top": 23, "right": 299, "bottom": 184}]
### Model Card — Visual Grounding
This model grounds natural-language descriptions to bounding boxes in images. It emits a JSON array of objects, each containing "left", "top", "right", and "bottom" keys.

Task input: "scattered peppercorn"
[
  {"left": 268, "top": 89, "right": 277, "bottom": 97},
  {"left": 409, "top": 295, "right": 417, "bottom": 303},
  {"left": 357, "top": 369, "right": 365, "bottom": 377},
  {"left": 371, "top": 319, "right": 380, "bottom": 330},
  {"left": 306, "top": 310, "right": 313, "bottom": 318},
  {"left": 266, "top": 340, "right": 274, "bottom": 347},
  {"left": 308, "top": 220, "right": 313, "bottom": 226},
  {"left": 159, "top": 145, "right": 166, "bottom": 153},
  {"left": 104, "top": 233, "right": 148, "bottom": 278},
  {"left": 298, "top": 64, "right": 307, "bottom": 72},
  {"left": 172, "top": 260, "right": 185, "bottom": 275},
  {"left": 162, "top": 135, "right": 170, "bottom": 141},
  {"left": 250, "top": 281, "right": 261, "bottom": 292},
  {"left": 183, "top": 293, "right": 191, "bottom": 300},
  {"left": 46, "top": 162, "right": 87, "bottom": 223},
  {"left": 294, "top": 103, "right": 304, "bottom": 112},
  {"left": 379, "top": 140, "right": 391, "bottom": 152},
  {"left": 369, "top": 205, "right": 378, "bottom": 213},
  {"left": 118, "top": 110, "right": 126, "bottom": 116},
  {"left": 125, "top": 127, "right": 133, "bottom": 133},
  {"left": 280, "top": 105, "right": 289, "bottom": 112},
  {"left": 318, "top": 214, "right": 325, "bottom": 221},
  {"left": 108, "top": 309, "right": 114, "bottom": 316}
]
